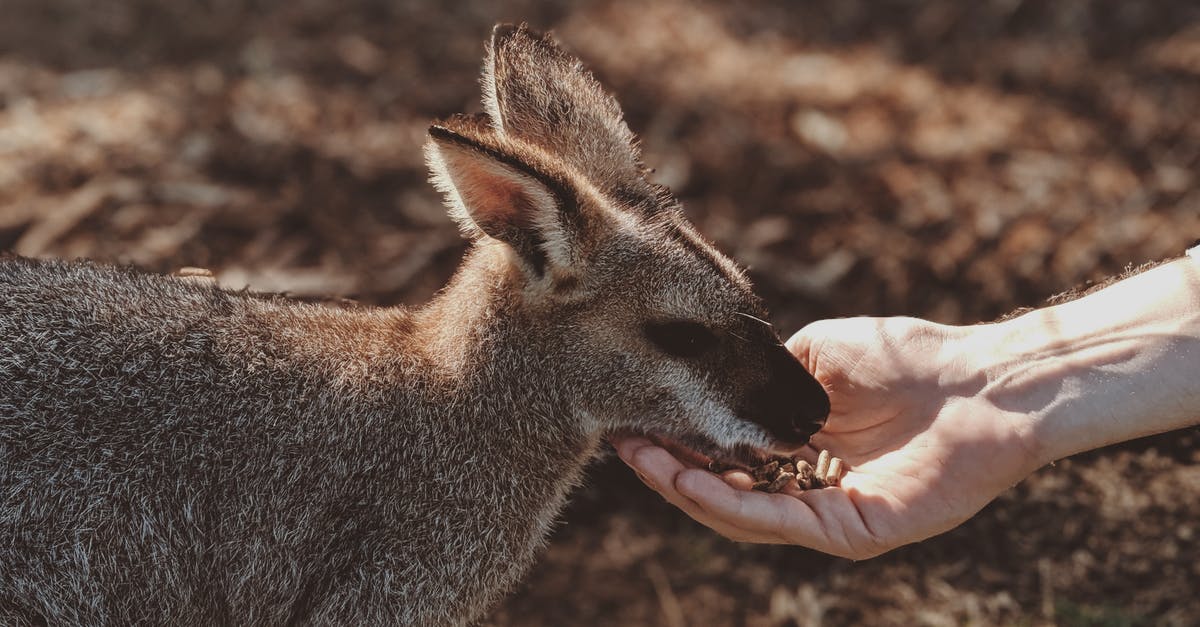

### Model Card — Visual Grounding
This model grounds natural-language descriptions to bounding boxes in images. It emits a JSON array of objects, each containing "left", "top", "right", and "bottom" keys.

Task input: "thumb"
[{"left": 785, "top": 319, "right": 836, "bottom": 372}]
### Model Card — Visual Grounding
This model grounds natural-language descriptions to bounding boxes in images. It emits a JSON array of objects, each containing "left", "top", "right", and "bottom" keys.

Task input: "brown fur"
[{"left": 0, "top": 25, "right": 829, "bottom": 625}]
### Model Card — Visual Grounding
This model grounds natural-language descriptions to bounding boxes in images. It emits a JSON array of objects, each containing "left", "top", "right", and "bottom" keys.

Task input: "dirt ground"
[{"left": 2, "top": 1, "right": 1199, "bottom": 625}]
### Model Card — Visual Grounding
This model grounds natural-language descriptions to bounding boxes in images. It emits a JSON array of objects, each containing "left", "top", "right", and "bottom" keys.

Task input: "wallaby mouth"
[
  {"left": 610, "top": 344, "right": 832, "bottom": 469},
  {"left": 611, "top": 336, "right": 831, "bottom": 470},
  {"left": 612, "top": 429, "right": 780, "bottom": 471}
]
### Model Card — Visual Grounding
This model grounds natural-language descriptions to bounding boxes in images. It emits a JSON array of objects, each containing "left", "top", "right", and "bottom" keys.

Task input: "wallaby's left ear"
[
  {"left": 424, "top": 124, "right": 581, "bottom": 278},
  {"left": 484, "top": 24, "right": 657, "bottom": 209}
]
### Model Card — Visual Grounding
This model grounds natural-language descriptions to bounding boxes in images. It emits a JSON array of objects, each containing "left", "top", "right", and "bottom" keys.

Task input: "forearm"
[{"left": 967, "top": 255, "right": 1200, "bottom": 465}]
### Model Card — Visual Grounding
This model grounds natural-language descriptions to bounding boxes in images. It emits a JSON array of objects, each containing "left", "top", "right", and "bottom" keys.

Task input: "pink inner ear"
[
  {"left": 451, "top": 156, "right": 541, "bottom": 233},
  {"left": 476, "top": 179, "right": 532, "bottom": 230}
]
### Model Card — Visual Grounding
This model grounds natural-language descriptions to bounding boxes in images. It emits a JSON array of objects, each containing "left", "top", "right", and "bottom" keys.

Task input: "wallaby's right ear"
[{"left": 424, "top": 124, "right": 579, "bottom": 278}]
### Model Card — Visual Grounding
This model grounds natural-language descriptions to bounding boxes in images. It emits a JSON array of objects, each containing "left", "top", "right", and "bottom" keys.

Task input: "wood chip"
[
  {"left": 751, "top": 461, "right": 779, "bottom": 482},
  {"left": 815, "top": 450, "right": 831, "bottom": 480},
  {"left": 826, "top": 457, "right": 845, "bottom": 487},
  {"left": 763, "top": 471, "right": 795, "bottom": 493}
]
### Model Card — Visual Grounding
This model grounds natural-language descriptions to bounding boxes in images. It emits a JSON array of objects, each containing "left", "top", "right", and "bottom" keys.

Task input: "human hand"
[{"left": 612, "top": 316, "right": 1045, "bottom": 559}]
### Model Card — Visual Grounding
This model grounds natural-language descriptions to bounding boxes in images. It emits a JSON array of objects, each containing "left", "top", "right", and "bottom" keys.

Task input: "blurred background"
[{"left": 2, "top": 0, "right": 1199, "bottom": 624}]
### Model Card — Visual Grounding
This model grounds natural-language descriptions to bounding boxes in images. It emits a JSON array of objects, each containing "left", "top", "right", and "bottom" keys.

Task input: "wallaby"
[{"left": 0, "top": 24, "right": 831, "bottom": 626}]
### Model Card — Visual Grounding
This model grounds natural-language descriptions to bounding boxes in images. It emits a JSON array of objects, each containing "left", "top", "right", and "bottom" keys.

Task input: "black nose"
[
  {"left": 790, "top": 368, "right": 831, "bottom": 440},
  {"left": 743, "top": 342, "right": 831, "bottom": 445}
]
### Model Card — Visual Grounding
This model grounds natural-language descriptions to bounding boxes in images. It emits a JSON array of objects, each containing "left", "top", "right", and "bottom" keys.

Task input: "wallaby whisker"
[{"left": 735, "top": 311, "right": 774, "bottom": 328}]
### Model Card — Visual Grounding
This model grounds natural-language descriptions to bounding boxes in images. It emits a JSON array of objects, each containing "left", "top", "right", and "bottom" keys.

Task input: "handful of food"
[{"left": 710, "top": 449, "right": 846, "bottom": 493}]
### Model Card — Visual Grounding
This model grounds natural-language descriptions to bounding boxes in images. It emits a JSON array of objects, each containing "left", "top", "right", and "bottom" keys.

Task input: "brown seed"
[
  {"left": 779, "top": 462, "right": 796, "bottom": 474},
  {"left": 795, "top": 460, "right": 815, "bottom": 490},
  {"left": 765, "top": 471, "right": 796, "bottom": 493},
  {"left": 751, "top": 460, "right": 779, "bottom": 481},
  {"left": 751, "top": 480, "right": 772, "bottom": 492}
]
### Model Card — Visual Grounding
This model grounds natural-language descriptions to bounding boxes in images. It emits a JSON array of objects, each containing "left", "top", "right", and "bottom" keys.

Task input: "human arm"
[{"left": 613, "top": 255, "right": 1200, "bottom": 559}]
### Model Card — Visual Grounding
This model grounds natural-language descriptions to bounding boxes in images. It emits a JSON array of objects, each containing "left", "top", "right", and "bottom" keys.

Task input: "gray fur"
[
  {"left": 0, "top": 24, "right": 828, "bottom": 626},
  {"left": 1, "top": 253, "right": 592, "bottom": 625}
]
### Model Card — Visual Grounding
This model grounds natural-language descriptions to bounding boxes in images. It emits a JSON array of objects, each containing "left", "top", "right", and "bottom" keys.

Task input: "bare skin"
[{"left": 613, "top": 255, "right": 1200, "bottom": 559}]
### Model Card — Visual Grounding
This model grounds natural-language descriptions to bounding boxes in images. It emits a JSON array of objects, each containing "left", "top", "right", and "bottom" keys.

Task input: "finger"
[
  {"left": 623, "top": 442, "right": 703, "bottom": 509},
  {"left": 793, "top": 486, "right": 890, "bottom": 559},
  {"left": 613, "top": 435, "right": 653, "bottom": 463},
  {"left": 668, "top": 469, "right": 795, "bottom": 543},
  {"left": 702, "top": 471, "right": 817, "bottom": 539},
  {"left": 621, "top": 444, "right": 788, "bottom": 542},
  {"left": 618, "top": 437, "right": 750, "bottom": 489},
  {"left": 633, "top": 470, "right": 655, "bottom": 489},
  {"left": 618, "top": 438, "right": 737, "bottom": 507},
  {"left": 675, "top": 469, "right": 838, "bottom": 550},
  {"left": 611, "top": 435, "right": 882, "bottom": 555},
  {"left": 680, "top": 469, "right": 891, "bottom": 558},
  {"left": 617, "top": 439, "right": 824, "bottom": 544},
  {"left": 719, "top": 469, "right": 754, "bottom": 490}
]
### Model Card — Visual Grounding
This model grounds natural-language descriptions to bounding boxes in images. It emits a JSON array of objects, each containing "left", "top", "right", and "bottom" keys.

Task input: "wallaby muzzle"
[{"left": 741, "top": 341, "right": 831, "bottom": 446}]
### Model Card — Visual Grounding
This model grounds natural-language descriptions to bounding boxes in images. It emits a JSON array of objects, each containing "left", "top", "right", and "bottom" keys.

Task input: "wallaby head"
[{"left": 425, "top": 24, "right": 830, "bottom": 467}]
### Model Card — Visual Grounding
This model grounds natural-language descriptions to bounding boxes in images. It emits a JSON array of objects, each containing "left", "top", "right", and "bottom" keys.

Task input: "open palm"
[{"left": 613, "top": 317, "right": 1044, "bottom": 559}]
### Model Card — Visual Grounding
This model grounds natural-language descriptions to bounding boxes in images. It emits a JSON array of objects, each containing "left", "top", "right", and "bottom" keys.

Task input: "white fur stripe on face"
[{"left": 659, "top": 362, "right": 772, "bottom": 452}]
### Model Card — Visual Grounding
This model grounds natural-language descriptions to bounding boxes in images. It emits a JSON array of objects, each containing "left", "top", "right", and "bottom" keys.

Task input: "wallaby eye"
[{"left": 644, "top": 320, "right": 718, "bottom": 359}]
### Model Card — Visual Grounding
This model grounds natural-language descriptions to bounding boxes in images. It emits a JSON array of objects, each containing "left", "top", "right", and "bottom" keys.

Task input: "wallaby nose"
[
  {"left": 790, "top": 366, "right": 831, "bottom": 440},
  {"left": 743, "top": 342, "right": 831, "bottom": 445}
]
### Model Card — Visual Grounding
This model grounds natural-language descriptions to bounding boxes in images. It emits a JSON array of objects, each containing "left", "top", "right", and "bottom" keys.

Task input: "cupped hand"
[{"left": 612, "top": 316, "right": 1045, "bottom": 559}]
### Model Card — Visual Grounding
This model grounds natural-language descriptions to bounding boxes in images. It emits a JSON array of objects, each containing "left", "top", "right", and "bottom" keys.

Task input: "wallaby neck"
[
  {"left": 399, "top": 244, "right": 603, "bottom": 589},
  {"left": 413, "top": 242, "right": 599, "bottom": 464}
]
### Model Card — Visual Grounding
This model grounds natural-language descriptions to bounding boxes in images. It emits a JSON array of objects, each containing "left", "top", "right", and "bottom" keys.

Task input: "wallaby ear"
[
  {"left": 484, "top": 24, "right": 655, "bottom": 207},
  {"left": 424, "top": 123, "right": 578, "bottom": 277}
]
